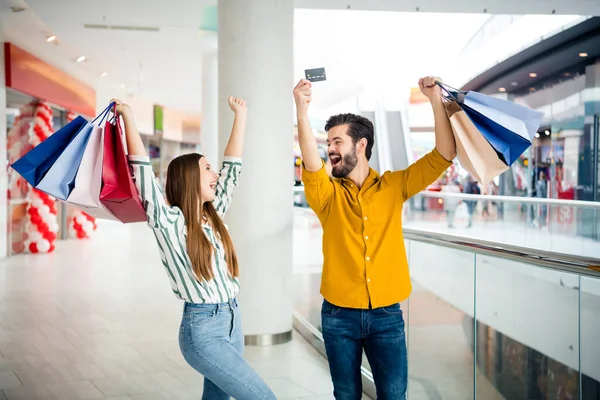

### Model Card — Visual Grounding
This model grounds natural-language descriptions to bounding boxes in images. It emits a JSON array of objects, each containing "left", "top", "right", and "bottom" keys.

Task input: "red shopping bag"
[{"left": 100, "top": 113, "right": 147, "bottom": 223}]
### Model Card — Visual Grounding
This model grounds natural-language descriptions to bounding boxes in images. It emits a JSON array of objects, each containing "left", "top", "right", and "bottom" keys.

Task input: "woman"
[{"left": 113, "top": 96, "right": 276, "bottom": 400}]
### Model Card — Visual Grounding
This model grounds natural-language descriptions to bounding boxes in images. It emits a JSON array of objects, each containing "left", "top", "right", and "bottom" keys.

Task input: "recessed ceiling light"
[
  {"left": 10, "top": 6, "right": 26, "bottom": 12},
  {"left": 76, "top": 56, "right": 86, "bottom": 63},
  {"left": 564, "top": 72, "right": 571, "bottom": 77},
  {"left": 100, "top": 72, "right": 108, "bottom": 78},
  {"left": 46, "top": 35, "right": 57, "bottom": 43},
  {"left": 498, "top": 87, "right": 506, "bottom": 92},
  {"left": 545, "top": 130, "right": 550, "bottom": 136},
  {"left": 579, "top": 52, "right": 588, "bottom": 57},
  {"left": 535, "top": 132, "right": 540, "bottom": 138},
  {"left": 510, "top": 81, "right": 518, "bottom": 86},
  {"left": 529, "top": 73, "right": 537, "bottom": 78},
  {"left": 120, "top": 84, "right": 126, "bottom": 88}
]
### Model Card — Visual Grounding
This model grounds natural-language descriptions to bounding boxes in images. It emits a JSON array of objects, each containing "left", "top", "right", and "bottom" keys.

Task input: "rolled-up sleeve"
[
  {"left": 128, "top": 155, "right": 182, "bottom": 228},
  {"left": 214, "top": 156, "right": 242, "bottom": 218},
  {"left": 392, "top": 148, "right": 453, "bottom": 200},
  {"left": 301, "top": 160, "right": 334, "bottom": 215}
]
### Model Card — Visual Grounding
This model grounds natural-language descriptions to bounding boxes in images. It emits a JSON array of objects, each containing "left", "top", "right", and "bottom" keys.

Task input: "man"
[{"left": 293, "top": 76, "right": 456, "bottom": 399}]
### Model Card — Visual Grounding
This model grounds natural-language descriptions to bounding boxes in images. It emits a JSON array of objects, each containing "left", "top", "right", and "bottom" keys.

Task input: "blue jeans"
[
  {"left": 321, "top": 300, "right": 407, "bottom": 400},
  {"left": 179, "top": 299, "right": 276, "bottom": 400}
]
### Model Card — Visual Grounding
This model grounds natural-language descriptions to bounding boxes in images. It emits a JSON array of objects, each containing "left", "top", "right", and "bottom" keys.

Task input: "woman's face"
[{"left": 199, "top": 157, "right": 219, "bottom": 204}]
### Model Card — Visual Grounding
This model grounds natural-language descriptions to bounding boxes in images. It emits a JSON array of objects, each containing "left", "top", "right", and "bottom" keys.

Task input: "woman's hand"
[
  {"left": 109, "top": 98, "right": 132, "bottom": 117},
  {"left": 228, "top": 96, "right": 247, "bottom": 115}
]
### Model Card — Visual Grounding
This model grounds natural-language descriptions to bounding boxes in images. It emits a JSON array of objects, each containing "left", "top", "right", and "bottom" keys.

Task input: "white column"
[
  {"left": 0, "top": 25, "right": 8, "bottom": 258},
  {"left": 201, "top": 50, "right": 219, "bottom": 166},
  {"left": 218, "top": 0, "right": 294, "bottom": 342}
]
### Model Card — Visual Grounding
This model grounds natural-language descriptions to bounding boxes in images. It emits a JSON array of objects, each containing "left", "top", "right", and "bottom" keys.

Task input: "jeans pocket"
[
  {"left": 322, "top": 300, "right": 342, "bottom": 316},
  {"left": 382, "top": 303, "right": 402, "bottom": 315},
  {"left": 189, "top": 311, "right": 217, "bottom": 325}
]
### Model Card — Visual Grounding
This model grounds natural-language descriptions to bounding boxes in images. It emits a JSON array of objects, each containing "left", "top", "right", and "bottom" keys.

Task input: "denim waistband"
[{"left": 184, "top": 298, "right": 238, "bottom": 312}]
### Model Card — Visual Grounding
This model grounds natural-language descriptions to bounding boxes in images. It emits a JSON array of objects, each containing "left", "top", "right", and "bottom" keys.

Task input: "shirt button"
[
  {"left": 364, "top": 216, "right": 368, "bottom": 220},
  {"left": 365, "top": 236, "right": 369, "bottom": 240},
  {"left": 367, "top": 278, "right": 371, "bottom": 283},
  {"left": 366, "top": 257, "right": 370, "bottom": 261}
]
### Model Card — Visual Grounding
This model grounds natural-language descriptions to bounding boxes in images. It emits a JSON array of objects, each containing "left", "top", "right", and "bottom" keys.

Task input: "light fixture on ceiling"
[
  {"left": 100, "top": 72, "right": 108, "bottom": 78},
  {"left": 564, "top": 72, "right": 571, "bottom": 77},
  {"left": 76, "top": 56, "right": 86, "bottom": 63},
  {"left": 579, "top": 52, "right": 588, "bottom": 57},
  {"left": 511, "top": 81, "right": 518, "bottom": 86},
  {"left": 535, "top": 132, "right": 540, "bottom": 138},
  {"left": 120, "top": 84, "right": 126, "bottom": 88},
  {"left": 498, "top": 87, "right": 506, "bottom": 92},
  {"left": 46, "top": 35, "right": 57, "bottom": 43},
  {"left": 10, "top": 6, "right": 26, "bottom": 12},
  {"left": 529, "top": 72, "right": 537, "bottom": 78},
  {"left": 545, "top": 130, "right": 550, "bottom": 136}
]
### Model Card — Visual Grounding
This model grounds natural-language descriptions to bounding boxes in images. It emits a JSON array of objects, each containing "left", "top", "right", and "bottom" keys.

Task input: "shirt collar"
[{"left": 337, "top": 168, "right": 380, "bottom": 189}]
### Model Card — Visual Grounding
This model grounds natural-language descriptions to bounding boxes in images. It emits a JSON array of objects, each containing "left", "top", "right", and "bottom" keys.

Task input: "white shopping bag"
[{"left": 66, "top": 125, "right": 119, "bottom": 221}]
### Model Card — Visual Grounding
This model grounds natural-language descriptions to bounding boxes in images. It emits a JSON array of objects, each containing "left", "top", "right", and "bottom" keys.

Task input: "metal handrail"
[
  {"left": 416, "top": 190, "right": 600, "bottom": 209},
  {"left": 293, "top": 185, "right": 600, "bottom": 209},
  {"left": 402, "top": 227, "right": 600, "bottom": 278}
]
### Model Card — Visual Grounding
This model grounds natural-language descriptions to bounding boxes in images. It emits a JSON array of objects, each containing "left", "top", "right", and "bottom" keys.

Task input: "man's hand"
[
  {"left": 228, "top": 96, "right": 247, "bottom": 115},
  {"left": 419, "top": 76, "right": 443, "bottom": 103},
  {"left": 293, "top": 79, "right": 312, "bottom": 117}
]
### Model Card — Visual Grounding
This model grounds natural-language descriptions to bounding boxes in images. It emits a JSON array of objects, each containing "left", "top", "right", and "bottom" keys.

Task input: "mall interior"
[{"left": 1, "top": 0, "right": 600, "bottom": 399}]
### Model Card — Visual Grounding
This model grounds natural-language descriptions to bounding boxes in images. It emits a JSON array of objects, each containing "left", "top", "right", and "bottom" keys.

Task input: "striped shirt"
[{"left": 128, "top": 155, "right": 242, "bottom": 304}]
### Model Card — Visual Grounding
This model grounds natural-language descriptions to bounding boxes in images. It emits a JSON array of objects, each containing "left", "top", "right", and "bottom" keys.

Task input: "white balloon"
[
  {"left": 28, "top": 231, "right": 42, "bottom": 242},
  {"left": 75, "top": 215, "right": 86, "bottom": 225},
  {"left": 82, "top": 220, "right": 94, "bottom": 233},
  {"left": 37, "top": 239, "right": 50, "bottom": 253},
  {"left": 38, "top": 205, "right": 50, "bottom": 218},
  {"left": 31, "top": 198, "right": 43, "bottom": 208},
  {"left": 51, "top": 222, "right": 59, "bottom": 233}
]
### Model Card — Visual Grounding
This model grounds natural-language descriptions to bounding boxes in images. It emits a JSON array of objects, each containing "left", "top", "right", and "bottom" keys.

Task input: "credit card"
[{"left": 305, "top": 67, "right": 326, "bottom": 82}]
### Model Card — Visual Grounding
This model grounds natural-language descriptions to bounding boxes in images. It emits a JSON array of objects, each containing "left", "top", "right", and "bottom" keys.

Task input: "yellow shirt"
[{"left": 302, "top": 148, "right": 452, "bottom": 309}]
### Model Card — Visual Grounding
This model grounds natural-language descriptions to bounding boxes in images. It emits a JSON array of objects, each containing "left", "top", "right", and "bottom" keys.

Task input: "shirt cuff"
[
  {"left": 127, "top": 155, "right": 151, "bottom": 165},
  {"left": 431, "top": 147, "right": 453, "bottom": 169},
  {"left": 223, "top": 156, "right": 243, "bottom": 165},
  {"left": 301, "top": 160, "right": 329, "bottom": 184}
]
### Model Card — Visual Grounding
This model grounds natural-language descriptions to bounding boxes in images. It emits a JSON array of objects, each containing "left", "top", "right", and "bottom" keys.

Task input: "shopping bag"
[
  {"left": 10, "top": 116, "right": 87, "bottom": 186},
  {"left": 438, "top": 82, "right": 544, "bottom": 166},
  {"left": 36, "top": 103, "right": 114, "bottom": 200},
  {"left": 66, "top": 125, "right": 119, "bottom": 221},
  {"left": 445, "top": 101, "right": 509, "bottom": 185},
  {"left": 99, "top": 112, "right": 147, "bottom": 223}
]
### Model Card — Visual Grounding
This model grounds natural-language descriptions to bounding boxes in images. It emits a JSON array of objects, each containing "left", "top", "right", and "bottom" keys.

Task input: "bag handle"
[{"left": 92, "top": 102, "right": 115, "bottom": 124}]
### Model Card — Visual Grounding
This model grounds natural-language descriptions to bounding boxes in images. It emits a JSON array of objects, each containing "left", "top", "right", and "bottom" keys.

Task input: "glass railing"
[{"left": 292, "top": 201, "right": 600, "bottom": 399}]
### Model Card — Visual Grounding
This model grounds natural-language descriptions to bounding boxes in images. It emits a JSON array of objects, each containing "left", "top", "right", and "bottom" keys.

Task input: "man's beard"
[{"left": 331, "top": 146, "right": 358, "bottom": 178}]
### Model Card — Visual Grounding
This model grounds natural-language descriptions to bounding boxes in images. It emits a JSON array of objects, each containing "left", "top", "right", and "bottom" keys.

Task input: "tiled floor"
[{"left": 0, "top": 221, "right": 352, "bottom": 400}]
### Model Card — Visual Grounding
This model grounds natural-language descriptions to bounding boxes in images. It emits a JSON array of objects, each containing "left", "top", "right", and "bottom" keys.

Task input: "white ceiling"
[{"left": 0, "top": 0, "right": 596, "bottom": 118}]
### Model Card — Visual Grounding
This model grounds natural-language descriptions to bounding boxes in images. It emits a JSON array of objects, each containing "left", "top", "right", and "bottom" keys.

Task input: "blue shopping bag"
[
  {"left": 10, "top": 116, "right": 88, "bottom": 187},
  {"left": 438, "top": 82, "right": 543, "bottom": 166},
  {"left": 35, "top": 103, "right": 114, "bottom": 200}
]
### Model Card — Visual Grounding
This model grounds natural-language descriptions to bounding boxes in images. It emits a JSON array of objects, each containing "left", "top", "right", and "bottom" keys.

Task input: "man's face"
[{"left": 327, "top": 125, "right": 358, "bottom": 178}]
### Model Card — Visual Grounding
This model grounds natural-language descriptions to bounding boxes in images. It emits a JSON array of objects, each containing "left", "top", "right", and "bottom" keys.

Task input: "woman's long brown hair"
[{"left": 165, "top": 153, "right": 239, "bottom": 282}]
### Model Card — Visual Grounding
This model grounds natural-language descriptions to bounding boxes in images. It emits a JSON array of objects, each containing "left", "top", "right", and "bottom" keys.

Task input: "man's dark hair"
[{"left": 324, "top": 113, "right": 375, "bottom": 161}]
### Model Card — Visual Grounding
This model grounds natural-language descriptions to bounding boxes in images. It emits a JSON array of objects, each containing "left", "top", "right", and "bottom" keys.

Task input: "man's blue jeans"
[{"left": 321, "top": 299, "right": 408, "bottom": 400}]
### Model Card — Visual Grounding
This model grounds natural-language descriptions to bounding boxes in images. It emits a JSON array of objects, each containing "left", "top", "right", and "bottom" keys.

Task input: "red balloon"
[
  {"left": 43, "top": 231, "right": 56, "bottom": 242},
  {"left": 76, "top": 231, "right": 86, "bottom": 239},
  {"left": 29, "top": 242, "right": 38, "bottom": 253},
  {"left": 30, "top": 215, "right": 42, "bottom": 225},
  {"left": 48, "top": 244, "right": 56, "bottom": 253},
  {"left": 28, "top": 207, "right": 39, "bottom": 217}
]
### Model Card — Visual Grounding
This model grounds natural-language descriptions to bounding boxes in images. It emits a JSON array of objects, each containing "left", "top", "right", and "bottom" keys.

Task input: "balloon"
[
  {"left": 82, "top": 220, "right": 93, "bottom": 233},
  {"left": 49, "top": 244, "right": 55, "bottom": 253},
  {"left": 27, "top": 207, "right": 39, "bottom": 217},
  {"left": 31, "top": 215, "right": 42, "bottom": 225},
  {"left": 29, "top": 242, "right": 38, "bottom": 253},
  {"left": 39, "top": 205, "right": 50, "bottom": 218},
  {"left": 28, "top": 231, "right": 42, "bottom": 242},
  {"left": 37, "top": 239, "right": 50, "bottom": 253},
  {"left": 76, "top": 231, "right": 86, "bottom": 239},
  {"left": 51, "top": 222, "right": 59, "bottom": 233},
  {"left": 75, "top": 215, "right": 86, "bottom": 225},
  {"left": 31, "top": 198, "right": 43, "bottom": 208}
]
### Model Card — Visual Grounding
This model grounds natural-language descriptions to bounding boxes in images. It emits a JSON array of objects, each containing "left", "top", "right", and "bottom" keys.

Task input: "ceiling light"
[
  {"left": 498, "top": 87, "right": 506, "bottom": 92},
  {"left": 579, "top": 52, "right": 588, "bottom": 57},
  {"left": 510, "top": 81, "right": 518, "bottom": 86},
  {"left": 564, "top": 72, "right": 571, "bottom": 77},
  {"left": 545, "top": 130, "right": 550, "bottom": 136},
  {"left": 100, "top": 72, "right": 108, "bottom": 78},
  {"left": 120, "top": 84, "right": 125, "bottom": 88},
  {"left": 535, "top": 132, "right": 540, "bottom": 138},
  {"left": 76, "top": 56, "right": 86, "bottom": 63},
  {"left": 529, "top": 73, "right": 537, "bottom": 78},
  {"left": 46, "top": 35, "right": 57, "bottom": 43},
  {"left": 10, "top": 6, "right": 26, "bottom": 12}
]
